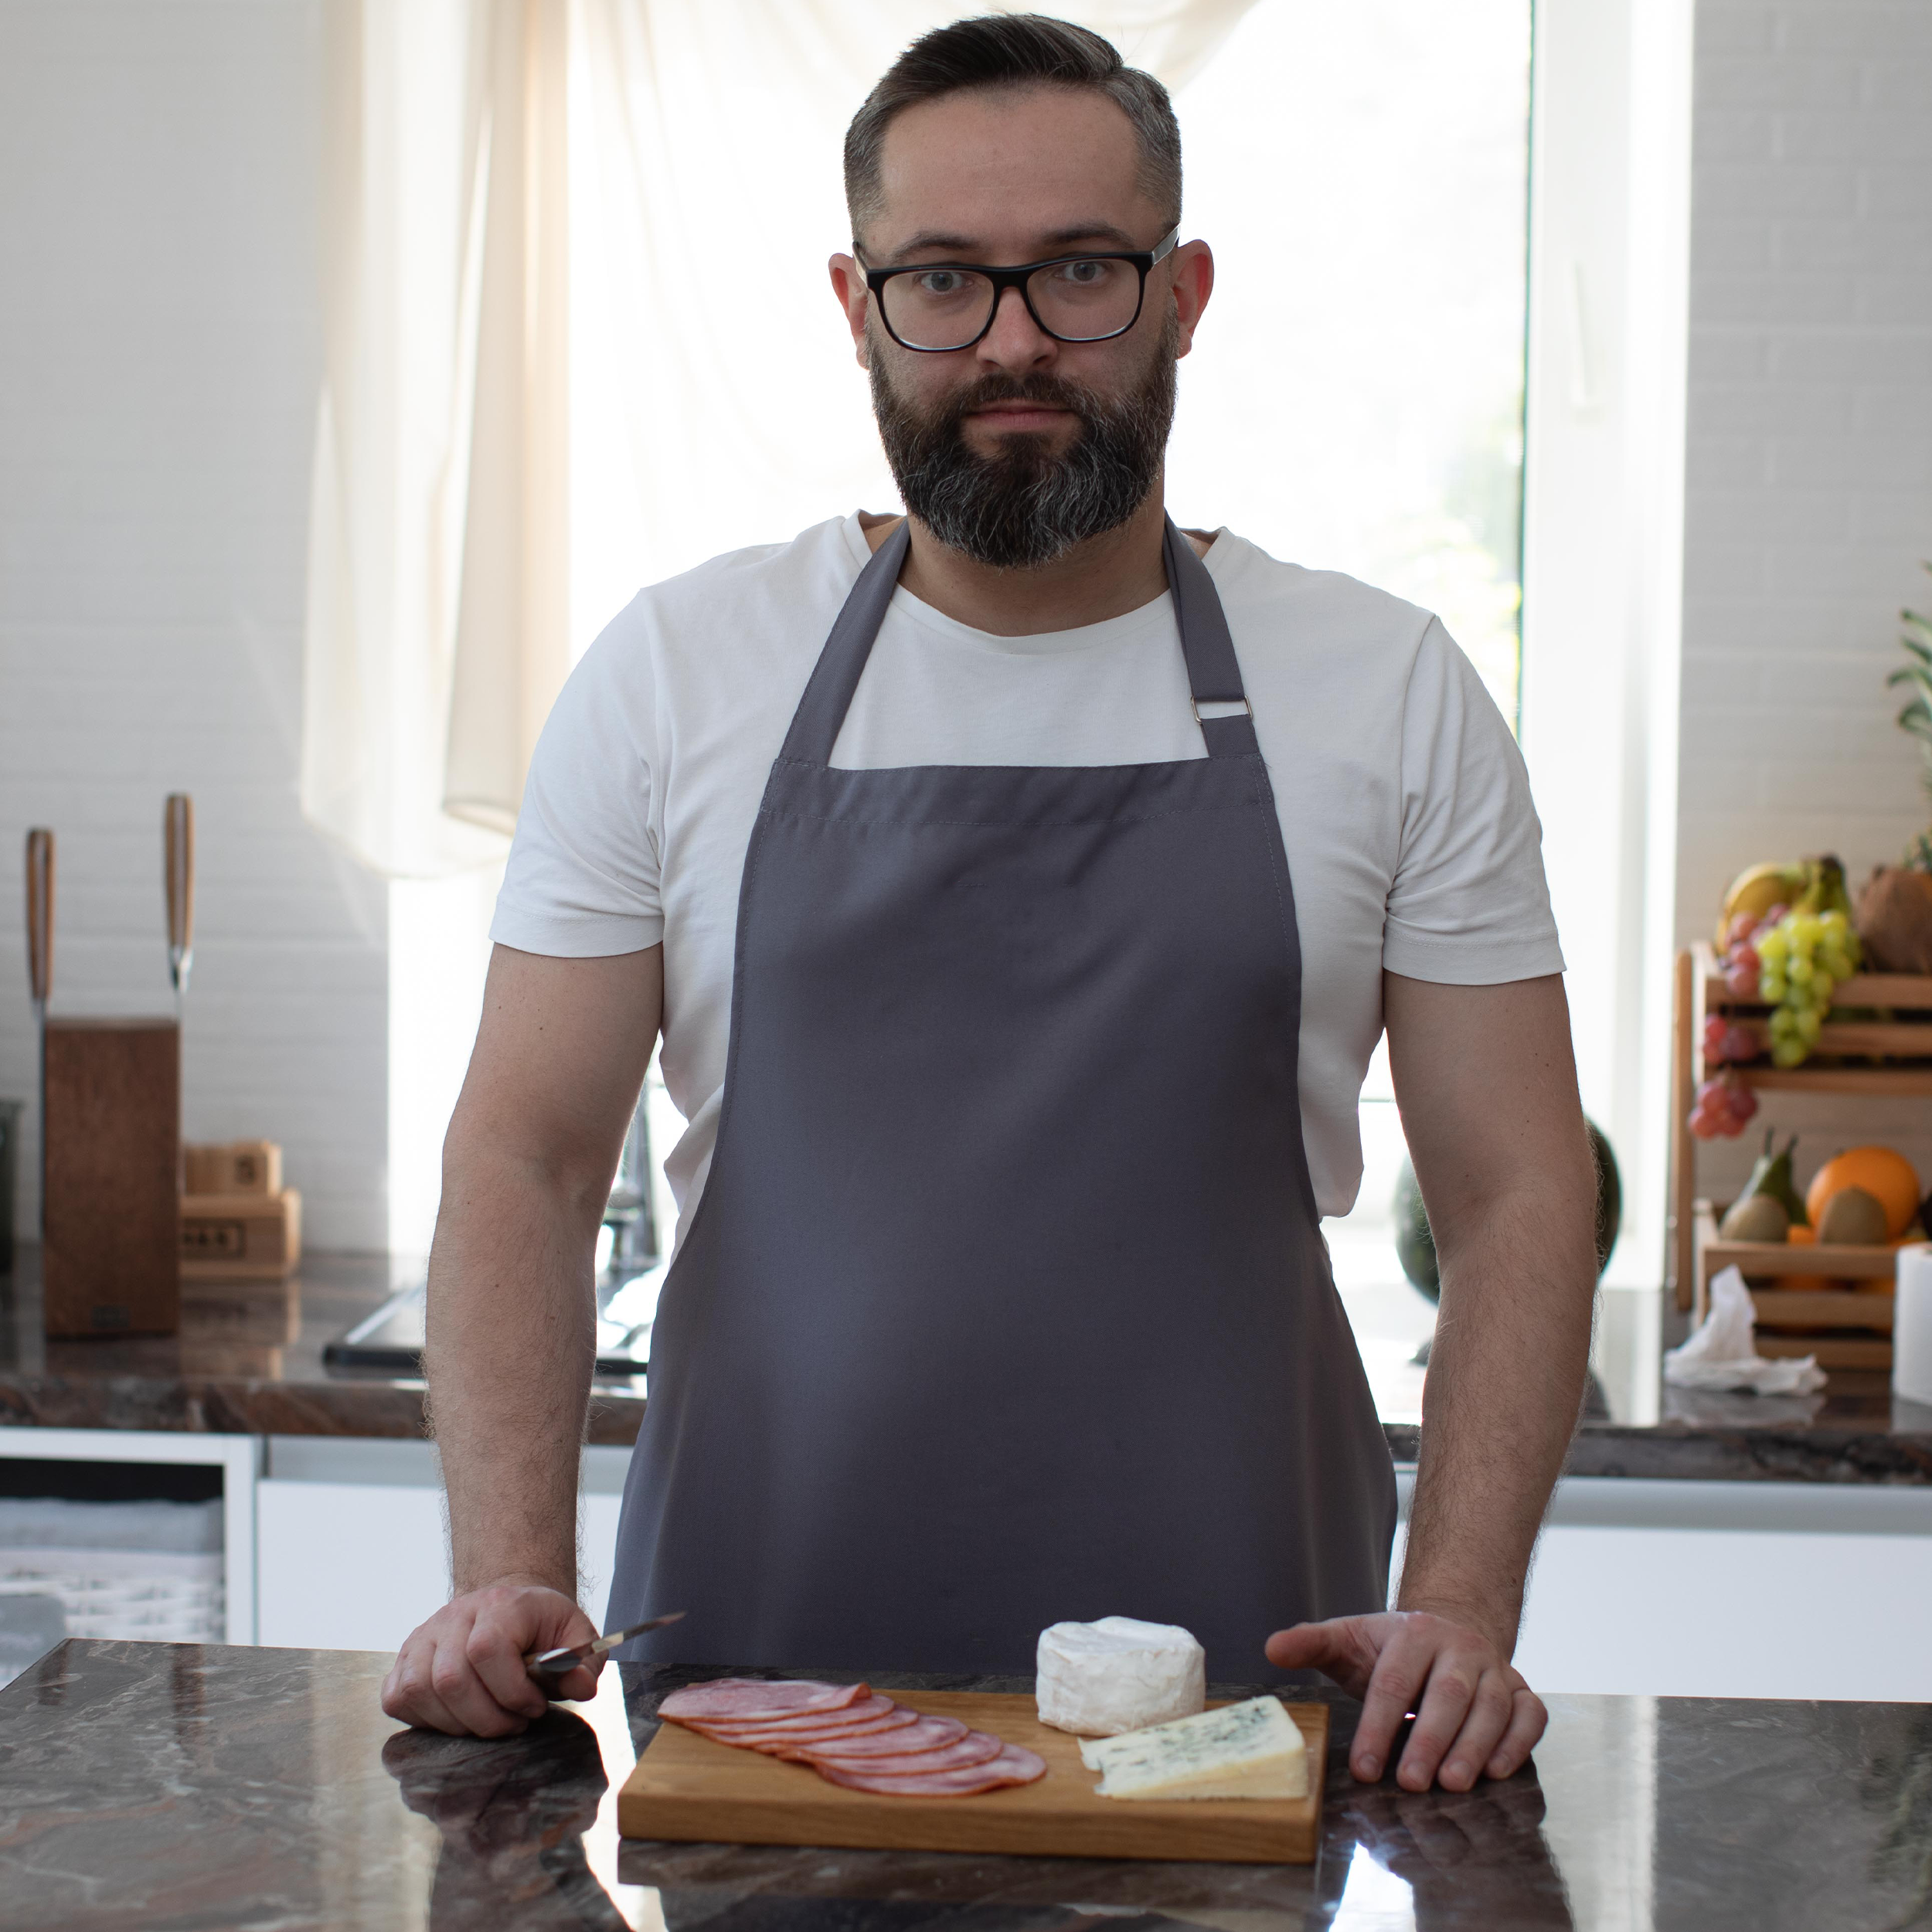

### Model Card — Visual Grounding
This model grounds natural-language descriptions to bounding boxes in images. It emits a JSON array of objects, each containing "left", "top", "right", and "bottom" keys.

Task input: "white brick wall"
[
  {"left": 0, "top": 0, "right": 387, "bottom": 1250},
  {"left": 1679, "top": 0, "right": 1932, "bottom": 1202}
]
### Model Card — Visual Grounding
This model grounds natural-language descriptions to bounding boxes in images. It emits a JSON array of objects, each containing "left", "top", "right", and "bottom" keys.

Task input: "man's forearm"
[
  {"left": 1397, "top": 1177, "right": 1596, "bottom": 1653},
  {"left": 424, "top": 1141, "right": 603, "bottom": 1597}
]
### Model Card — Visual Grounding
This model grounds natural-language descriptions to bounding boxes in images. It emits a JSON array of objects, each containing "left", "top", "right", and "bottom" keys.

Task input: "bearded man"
[{"left": 383, "top": 14, "right": 1597, "bottom": 1798}]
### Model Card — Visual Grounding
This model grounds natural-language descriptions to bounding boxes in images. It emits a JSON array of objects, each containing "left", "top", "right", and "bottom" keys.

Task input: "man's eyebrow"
[{"left": 875, "top": 221, "right": 1146, "bottom": 264}]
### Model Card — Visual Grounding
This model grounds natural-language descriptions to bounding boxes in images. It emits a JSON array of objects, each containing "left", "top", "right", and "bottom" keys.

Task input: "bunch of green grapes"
[{"left": 1756, "top": 909, "right": 1859, "bottom": 1067}]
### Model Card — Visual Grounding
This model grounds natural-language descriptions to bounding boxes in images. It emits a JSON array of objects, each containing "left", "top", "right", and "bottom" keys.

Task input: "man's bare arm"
[
  {"left": 382, "top": 942, "right": 662, "bottom": 1736},
  {"left": 1267, "top": 972, "right": 1597, "bottom": 1789},
  {"left": 1391, "top": 971, "right": 1596, "bottom": 1645}
]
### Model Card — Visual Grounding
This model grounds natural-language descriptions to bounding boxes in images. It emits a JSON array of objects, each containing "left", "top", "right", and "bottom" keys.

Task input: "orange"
[
  {"left": 1787, "top": 1225, "right": 1817, "bottom": 1246},
  {"left": 1804, "top": 1146, "right": 1922, "bottom": 1240}
]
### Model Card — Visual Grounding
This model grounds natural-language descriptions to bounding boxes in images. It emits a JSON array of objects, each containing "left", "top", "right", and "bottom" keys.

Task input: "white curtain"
[{"left": 303, "top": 1, "right": 1258, "bottom": 876}]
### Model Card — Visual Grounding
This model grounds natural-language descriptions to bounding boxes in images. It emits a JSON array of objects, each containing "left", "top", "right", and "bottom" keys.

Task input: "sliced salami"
[
  {"left": 807, "top": 1729, "right": 1005, "bottom": 1776},
  {"left": 814, "top": 1743, "right": 1048, "bottom": 1796},
  {"left": 657, "top": 1678, "right": 867, "bottom": 1723},
  {"left": 795, "top": 1713, "right": 967, "bottom": 1760}
]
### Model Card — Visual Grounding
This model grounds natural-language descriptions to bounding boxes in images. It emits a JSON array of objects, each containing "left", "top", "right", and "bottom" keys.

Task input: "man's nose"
[{"left": 975, "top": 284, "right": 1056, "bottom": 374}]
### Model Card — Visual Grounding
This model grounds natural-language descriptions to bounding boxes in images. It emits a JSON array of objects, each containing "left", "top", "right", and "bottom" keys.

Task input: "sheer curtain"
[{"left": 302, "top": 1, "right": 1258, "bottom": 876}]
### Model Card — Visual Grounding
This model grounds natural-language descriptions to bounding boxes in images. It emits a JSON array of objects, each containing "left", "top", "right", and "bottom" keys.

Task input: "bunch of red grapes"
[
  {"left": 1686, "top": 906, "right": 1784, "bottom": 1139},
  {"left": 1717, "top": 904, "right": 1785, "bottom": 999}
]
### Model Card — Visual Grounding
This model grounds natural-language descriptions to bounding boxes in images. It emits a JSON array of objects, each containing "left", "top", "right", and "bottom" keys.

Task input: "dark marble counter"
[
  {"left": 2, "top": 1641, "right": 1929, "bottom": 1930},
  {"left": 5, "top": 1248, "right": 1932, "bottom": 1481},
  {"left": 0, "top": 1248, "right": 648, "bottom": 1445}
]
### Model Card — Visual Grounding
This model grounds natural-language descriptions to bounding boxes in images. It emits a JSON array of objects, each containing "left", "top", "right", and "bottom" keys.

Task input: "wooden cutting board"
[{"left": 618, "top": 1689, "right": 1327, "bottom": 1864}]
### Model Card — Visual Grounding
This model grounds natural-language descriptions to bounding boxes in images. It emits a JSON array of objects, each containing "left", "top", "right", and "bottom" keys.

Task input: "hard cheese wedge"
[{"left": 1080, "top": 1696, "right": 1310, "bottom": 1801}]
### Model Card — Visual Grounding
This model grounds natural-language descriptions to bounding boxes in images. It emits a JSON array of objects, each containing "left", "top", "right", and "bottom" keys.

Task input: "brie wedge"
[
  {"left": 1035, "top": 1617, "right": 1206, "bottom": 1736},
  {"left": 1080, "top": 1695, "right": 1309, "bottom": 1802}
]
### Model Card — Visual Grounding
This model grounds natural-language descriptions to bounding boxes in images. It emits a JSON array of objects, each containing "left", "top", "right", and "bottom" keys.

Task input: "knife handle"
[
  {"left": 165, "top": 794, "right": 194, "bottom": 993},
  {"left": 25, "top": 828, "right": 53, "bottom": 1013}
]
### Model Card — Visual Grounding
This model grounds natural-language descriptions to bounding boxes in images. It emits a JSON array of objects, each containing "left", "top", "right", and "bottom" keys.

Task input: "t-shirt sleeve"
[
  {"left": 488, "top": 621, "right": 665, "bottom": 957},
  {"left": 1381, "top": 617, "right": 1565, "bottom": 983}
]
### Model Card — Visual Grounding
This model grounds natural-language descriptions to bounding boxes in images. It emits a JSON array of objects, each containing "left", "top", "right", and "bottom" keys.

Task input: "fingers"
[
  {"left": 1349, "top": 1621, "right": 1432, "bottom": 1783},
  {"left": 383, "top": 1626, "right": 475, "bottom": 1736},
  {"left": 381, "top": 1584, "right": 596, "bottom": 1736},
  {"left": 1484, "top": 1684, "right": 1548, "bottom": 1781},
  {"left": 1416, "top": 1667, "right": 1516, "bottom": 1794},
  {"left": 465, "top": 1602, "right": 560, "bottom": 1726}
]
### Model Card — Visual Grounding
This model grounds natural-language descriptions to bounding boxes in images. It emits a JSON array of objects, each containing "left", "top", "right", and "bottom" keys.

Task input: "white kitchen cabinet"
[
  {"left": 254, "top": 1437, "right": 629, "bottom": 1655},
  {"left": 1396, "top": 1473, "right": 1932, "bottom": 1701}
]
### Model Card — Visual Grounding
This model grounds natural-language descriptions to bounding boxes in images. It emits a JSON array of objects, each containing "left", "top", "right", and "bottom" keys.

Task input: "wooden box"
[
  {"left": 1692, "top": 1200, "right": 1896, "bottom": 1370},
  {"left": 1670, "top": 942, "right": 1932, "bottom": 1369},
  {"left": 185, "top": 1140, "right": 281, "bottom": 1198},
  {"left": 42, "top": 1017, "right": 179, "bottom": 1338},
  {"left": 180, "top": 1189, "right": 302, "bottom": 1283}
]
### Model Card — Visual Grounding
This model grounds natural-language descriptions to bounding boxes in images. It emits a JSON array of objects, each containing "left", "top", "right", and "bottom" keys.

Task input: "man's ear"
[
  {"left": 1169, "top": 240, "right": 1214, "bottom": 360},
  {"left": 828, "top": 253, "right": 870, "bottom": 369}
]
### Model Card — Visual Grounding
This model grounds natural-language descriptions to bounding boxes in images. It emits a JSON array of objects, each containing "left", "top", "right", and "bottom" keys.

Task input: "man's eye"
[
  {"left": 1057, "top": 259, "right": 1111, "bottom": 287},
  {"left": 914, "top": 270, "right": 973, "bottom": 297}
]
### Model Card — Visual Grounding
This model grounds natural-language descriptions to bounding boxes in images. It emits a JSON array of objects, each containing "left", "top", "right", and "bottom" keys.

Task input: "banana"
[{"left": 1717, "top": 862, "right": 1807, "bottom": 944}]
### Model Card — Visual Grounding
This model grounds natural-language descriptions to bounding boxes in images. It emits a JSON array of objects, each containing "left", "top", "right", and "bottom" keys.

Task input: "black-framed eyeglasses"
[{"left": 860, "top": 227, "right": 1179, "bottom": 353}]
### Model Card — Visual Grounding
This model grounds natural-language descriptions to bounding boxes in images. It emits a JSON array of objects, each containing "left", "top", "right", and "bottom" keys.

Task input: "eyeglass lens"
[{"left": 880, "top": 257, "right": 1141, "bottom": 351}]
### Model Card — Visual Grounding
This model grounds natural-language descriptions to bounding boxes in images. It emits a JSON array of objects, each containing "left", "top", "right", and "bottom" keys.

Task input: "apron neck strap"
[
  {"left": 781, "top": 519, "right": 912, "bottom": 766},
  {"left": 1164, "top": 518, "right": 1259, "bottom": 757},
  {"left": 781, "top": 515, "right": 1257, "bottom": 767}
]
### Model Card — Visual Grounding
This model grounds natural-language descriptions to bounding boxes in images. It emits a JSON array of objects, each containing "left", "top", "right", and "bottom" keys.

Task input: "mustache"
[{"left": 932, "top": 373, "right": 1104, "bottom": 428}]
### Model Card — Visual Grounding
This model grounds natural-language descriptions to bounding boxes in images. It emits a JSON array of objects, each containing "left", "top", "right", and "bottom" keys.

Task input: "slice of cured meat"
[
  {"left": 795, "top": 1714, "right": 967, "bottom": 1760},
  {"left": 658, "top": 1678, "right": 867, "bottom": 1723},
  {"left": 807, "top": 1730, "right": 1005, "bottom": 1777},
  {"left": 719, "top": 1713, "right": 927, "bottom": 1755},
  {"left": 814, "top": 1743, "right": 1049, "bottom": 1796},
  {"left": 689, "top": 1695, "right": 905, "bottom": 1740}
]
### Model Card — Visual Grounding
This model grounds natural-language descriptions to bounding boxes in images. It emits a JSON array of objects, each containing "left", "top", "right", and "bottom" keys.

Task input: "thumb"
[
  {"left": 1264, "top": 1617, "right": 1376, "bottom": 1696},
  {"left": 1264, "top": 1621, "right": 1335, "bottom": 1672}
]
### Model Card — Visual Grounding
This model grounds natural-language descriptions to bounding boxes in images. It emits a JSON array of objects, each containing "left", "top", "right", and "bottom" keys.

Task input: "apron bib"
[{"left": 605, "top": 519, "right": 1395, "bottom": 1679}]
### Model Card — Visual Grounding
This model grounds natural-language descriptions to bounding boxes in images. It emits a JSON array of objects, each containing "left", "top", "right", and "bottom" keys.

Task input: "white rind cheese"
[
  {"left": 1035, "top": 1617, "right": 1207, "bottom": 1737},
  {"left": 1080, "top": 1696, "right": 1310, "bottom": 1802}
]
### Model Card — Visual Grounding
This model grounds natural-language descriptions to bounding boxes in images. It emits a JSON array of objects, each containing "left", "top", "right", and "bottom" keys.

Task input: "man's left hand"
[{"left": 1264, "top": 1611, "right": 1546, "bottom": 1792}]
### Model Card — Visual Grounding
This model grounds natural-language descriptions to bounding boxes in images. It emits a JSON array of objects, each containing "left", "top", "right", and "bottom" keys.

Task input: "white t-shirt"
[{"left": 492, "top": 512, "right": 1563, "bottom": 1230}]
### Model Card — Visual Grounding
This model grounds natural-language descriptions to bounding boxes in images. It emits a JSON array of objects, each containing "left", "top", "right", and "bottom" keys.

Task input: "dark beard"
[{"left": 868, "top": 318, "right": 1178, "bottom": 570}]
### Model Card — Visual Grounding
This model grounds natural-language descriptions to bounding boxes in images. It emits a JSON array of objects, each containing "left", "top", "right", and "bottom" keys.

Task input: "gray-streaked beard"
[{"left": 868, "top": 315, "right": 1178, "bottom": 570}]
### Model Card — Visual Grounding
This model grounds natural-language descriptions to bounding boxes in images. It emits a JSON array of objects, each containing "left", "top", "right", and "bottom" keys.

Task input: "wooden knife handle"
[
  {"left": 25, "top": 828, "right": 53, "bottom": 1010},
  {"left": 165, "top": 793, "right": 195, "bottom": 988}
]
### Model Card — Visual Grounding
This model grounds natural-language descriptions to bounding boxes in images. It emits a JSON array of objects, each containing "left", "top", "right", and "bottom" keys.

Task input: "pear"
[{"left": 1740, "top": 1130, "right": 1808, "bottom": 1228}]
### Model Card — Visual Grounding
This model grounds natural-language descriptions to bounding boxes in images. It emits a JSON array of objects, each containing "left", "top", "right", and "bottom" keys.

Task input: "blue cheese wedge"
[{"left": 1079, "top": 1696, "right": 1309, "bottom": 1801}]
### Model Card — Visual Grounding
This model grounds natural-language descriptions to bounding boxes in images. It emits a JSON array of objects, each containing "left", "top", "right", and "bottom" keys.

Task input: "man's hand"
[
  {"left": 1265, "top": 1610, "right": 1546, "bottom": 1792},
  {"left": 383, "top": 1582, "right": 603, "bottom": 1736}
]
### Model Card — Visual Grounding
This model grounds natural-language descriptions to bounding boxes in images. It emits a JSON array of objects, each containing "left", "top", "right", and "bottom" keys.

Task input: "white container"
[{"left": 1893, "top": 1243, "right": 1932, "bottom": 1406}]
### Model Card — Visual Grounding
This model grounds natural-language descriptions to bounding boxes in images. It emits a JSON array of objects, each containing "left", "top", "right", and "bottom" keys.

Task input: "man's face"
[{"left": 830, "top": 87, "right": 1213, "bottom": 569}]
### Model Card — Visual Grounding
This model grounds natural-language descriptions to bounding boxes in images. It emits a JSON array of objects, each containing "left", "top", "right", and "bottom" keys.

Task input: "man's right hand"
[{"left": 382, "top": 1582, "right": 604, "bottom": 1736}]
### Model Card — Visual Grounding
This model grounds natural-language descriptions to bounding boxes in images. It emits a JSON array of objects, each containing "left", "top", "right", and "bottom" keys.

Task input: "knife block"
[{"left": 42, "top": 1017, "right": 181, "bottom": 1337}]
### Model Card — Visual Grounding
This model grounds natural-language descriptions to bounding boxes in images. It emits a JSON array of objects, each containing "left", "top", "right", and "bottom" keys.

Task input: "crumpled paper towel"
[{"left": 1663, "top": 1265, "right": 1828, "bottom": 1393}]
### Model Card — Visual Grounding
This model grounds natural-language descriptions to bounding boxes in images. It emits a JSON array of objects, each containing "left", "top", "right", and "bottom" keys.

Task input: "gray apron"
[{"left": 606, "top": 519, "right": 1395, "bottom": 1680}]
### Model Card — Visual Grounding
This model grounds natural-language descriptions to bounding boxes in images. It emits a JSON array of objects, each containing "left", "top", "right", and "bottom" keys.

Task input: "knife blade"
[
  {"left": 165, "top": 794, "right": 194, "bottom": 1002},
  {"left": 526, "top": 1609, "right": 685, "bottom": 1679}
]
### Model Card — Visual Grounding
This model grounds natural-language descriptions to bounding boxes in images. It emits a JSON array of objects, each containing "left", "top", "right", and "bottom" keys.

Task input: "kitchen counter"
[
  {"left": 4, "top": 1248, "right": 1932, "bottom": 1481},
  {"left": 2, "top": 1640, "right": 1928, "bottom": 1930}
]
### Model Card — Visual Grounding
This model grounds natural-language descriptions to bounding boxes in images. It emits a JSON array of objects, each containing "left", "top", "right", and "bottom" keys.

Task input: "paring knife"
[
  {"left": 164, "top": 794, "right": 194, "bottom": 1004},
  {"left": 526, "top": 1609, "right": 685, "bottom": 1680}
]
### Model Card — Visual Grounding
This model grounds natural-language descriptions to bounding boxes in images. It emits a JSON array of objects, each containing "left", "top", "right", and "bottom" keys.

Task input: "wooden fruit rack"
[{"left": 1672, "top": 943, "right": 1932, "bottom": 1367}]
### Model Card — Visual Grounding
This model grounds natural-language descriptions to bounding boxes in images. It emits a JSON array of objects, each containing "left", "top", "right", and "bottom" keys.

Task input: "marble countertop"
[
  {"left": 4, "top": 1248, "right": 1932, "bottom": 1480},
  {"left": 2, "top": 1641, "right": 1929, "bottom": 1930}
]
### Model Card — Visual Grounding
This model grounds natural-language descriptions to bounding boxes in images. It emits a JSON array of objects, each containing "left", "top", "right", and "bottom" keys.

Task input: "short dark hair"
[{"left": 844, "top": 14, "right": 1182, "bottom": 246}]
